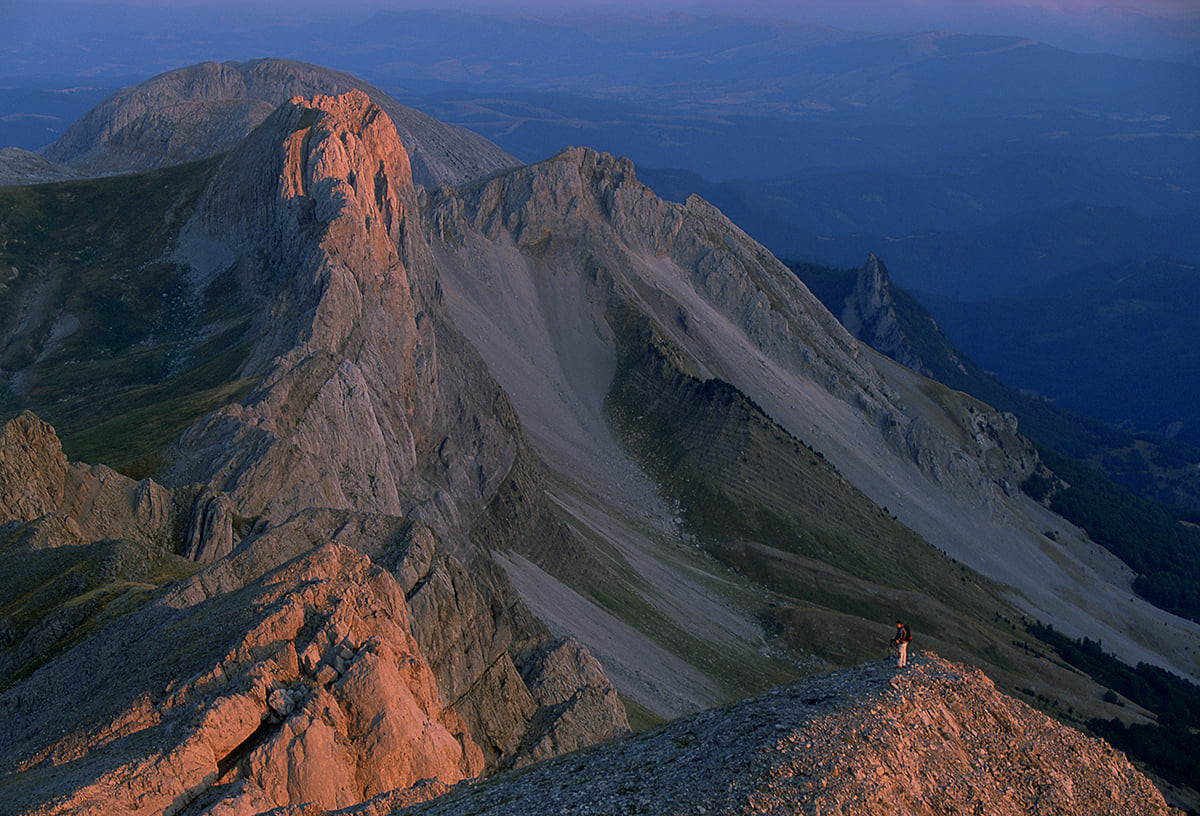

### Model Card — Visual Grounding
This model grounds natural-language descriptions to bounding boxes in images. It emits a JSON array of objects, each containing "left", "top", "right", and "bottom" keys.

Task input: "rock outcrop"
[
  {"left": 0, "top": 413, "right": 627, "bottom": 816},
  {"left": 425, "top": 146, "right": 1038, "bottom": 527},
  {"left": 838, "top": 254, "right": 930, "bottom": 376},
  {"left": 1, "top": 541, "right": 481, "bottom": 816},
  {"left": 164, "top": 88, "right": 508, "bottom": 545},
  {"left": 0, "top": 147, "right": 81, "bottom": 185}
]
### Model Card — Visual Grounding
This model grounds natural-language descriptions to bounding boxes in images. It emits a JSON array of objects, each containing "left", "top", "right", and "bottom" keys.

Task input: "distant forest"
[
  {"left": 1023, "top": 446, "right": 1200, "bottom": 625},
  {"left": 1027, "top": 621, "right": 1200, "bottom": 795}
]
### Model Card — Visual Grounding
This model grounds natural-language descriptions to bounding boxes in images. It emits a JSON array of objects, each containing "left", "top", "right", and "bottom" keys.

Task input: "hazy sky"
[
  {"left": 43, "top": 0, "right": 1200, "bottom": 52},
  {"left": 4, "top": 0, "right": 1199, "bottom": 73},
  {"left": 45, "top": 0, "right": 1200, "bottom": 17}
]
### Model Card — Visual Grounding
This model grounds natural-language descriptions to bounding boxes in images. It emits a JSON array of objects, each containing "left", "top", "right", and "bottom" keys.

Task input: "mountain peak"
[
  {"left": 397, "top": 652, "right": 1180, "bottom": 816},
  {"left": 166, "top": 88, "right": 436, "bottom": 524},
  {"left": 37, "top": 59, "right": 516, "bottom": 188}
]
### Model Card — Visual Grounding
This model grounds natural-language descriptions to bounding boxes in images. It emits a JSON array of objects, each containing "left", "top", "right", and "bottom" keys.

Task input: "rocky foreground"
[{"left": 261, "top": 652, "right": 1178, "bottom": 816}]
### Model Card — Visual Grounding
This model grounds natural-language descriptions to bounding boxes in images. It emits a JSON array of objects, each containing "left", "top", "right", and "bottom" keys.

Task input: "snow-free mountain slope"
[
  {"left": 423, "top": 145, "right": 1200, "bottom": 694},
  {"left": 383, "top": 653, "right": 1182, "bottom": 816},
  {"left": 0, "top": 90, "right": 626, "bottom": 816},
  {"left": 39, "top": 59, "right": 518, "bottom": 188}
]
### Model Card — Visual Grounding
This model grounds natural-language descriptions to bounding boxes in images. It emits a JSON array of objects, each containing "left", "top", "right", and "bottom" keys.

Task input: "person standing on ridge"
[{"left": 892, "top": 620, "right": 912, "bottom": 667}]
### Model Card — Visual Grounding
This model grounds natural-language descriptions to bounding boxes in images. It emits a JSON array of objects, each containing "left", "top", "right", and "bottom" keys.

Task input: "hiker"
[{"left": 892, "top": 620, "right": 912, "bottom": 667}]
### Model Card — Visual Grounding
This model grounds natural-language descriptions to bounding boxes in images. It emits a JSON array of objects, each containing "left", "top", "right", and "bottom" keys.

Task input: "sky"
[
  {"left": 34, "top": 0, "right": 1200, "bottom": 20},
  {"left": 3, "top": 0, "right": 1199, "bottom": 77},
  {"left": 32, "top": 0, "right": 1200, "bottom": 56},
  {"left": 51, "top": 0, "right": 1200, "bottom": 16}
]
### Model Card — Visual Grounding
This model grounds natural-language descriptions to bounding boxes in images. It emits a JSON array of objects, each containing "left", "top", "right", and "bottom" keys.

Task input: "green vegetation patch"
[
  {"left": 1027, "top": 445, "right": 1200, "bottom": 624},
  {"left": 605, "top": 303, "right": 986, "bottom": 603},
  {"left": 0, "top": 528, "right": 200, "bottom": 691},
  {"left": 602, "top": 302, "right": 1024, "bottom": 681},
  {"left": 60, "top": 339, "right": 258, "bottom": 477},
  {"left": 0, "top": 159, "right": 260, "bottom": 475},
  {"left": 1028, "top": 621, "right": 1200, "bottom": 794},
  {"left": 791, "top": 255, "right": 1200, "bottom": 629}
]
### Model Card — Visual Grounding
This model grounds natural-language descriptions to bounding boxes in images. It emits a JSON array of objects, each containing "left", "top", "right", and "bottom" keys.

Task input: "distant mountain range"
[{"left": 921, "top": 257, "right": 1200, "bottom": 448}]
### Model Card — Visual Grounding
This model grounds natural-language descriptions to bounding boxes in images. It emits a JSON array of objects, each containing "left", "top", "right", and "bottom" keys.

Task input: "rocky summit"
[
  {"left": 1, "top": 68, "right": 1196, "bottom": 816},
  {"left": 36, "top": 59, "right": 517, "bottom": 187},
  {"left": 261, "top": 653, "right": 1181, "bottom": 816}
]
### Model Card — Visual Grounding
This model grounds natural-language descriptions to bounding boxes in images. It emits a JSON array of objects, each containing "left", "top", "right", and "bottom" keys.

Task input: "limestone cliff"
[
  {"left": 838, "top": 254, "right": 932, "bottom": 376},
  {"left": 157, "top": 90, "right": 629, "bottom": 784},
  {"left": 164, "top": 88, "right": 446, "bottom": 523},
  {"left": 426, "top": 147, "right": 1036, "bottom": 510}
]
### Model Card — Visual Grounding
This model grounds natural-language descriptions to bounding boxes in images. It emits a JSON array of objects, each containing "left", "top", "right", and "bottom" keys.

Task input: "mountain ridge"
[
  {"left": 422, "top": 141, "right": 1200, "bottom": 684},
  {"left": 335, "top": 652, "right": 1182, "bottom": 816},
  {"left": 0, "top": 88, "right": 628, "bottom": 816}
]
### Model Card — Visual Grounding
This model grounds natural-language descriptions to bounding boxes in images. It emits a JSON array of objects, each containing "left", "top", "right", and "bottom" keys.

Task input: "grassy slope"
[
  {"left": 600, "top": 302, "right": 1200, "bottom": 804},
  {"left": 0, "top": 167, "right": 262, "bottom": 689},
  {"left": 0, "top": 161, "right": 257, "bottom": 476},
  {"left": 0, "top": 525, "right": 201, "bottom": 692},
  {"left": 604, "top": 305, "right": 1031, "bottom": 668},
  {"left": 791, "top": 259, "right": 1200, "bottom": 626},
  {"left": 469, "top": 384, "right": 800, "bottom": 701}
]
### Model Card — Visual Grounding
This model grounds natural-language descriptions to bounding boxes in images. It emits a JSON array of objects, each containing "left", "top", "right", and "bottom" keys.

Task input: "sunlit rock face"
[
  {"left": 166, "top": 89, "right": 437, "bottom": 523},
  {"left": 2, "top": 543, "right": 482, "bottom": 816}
]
